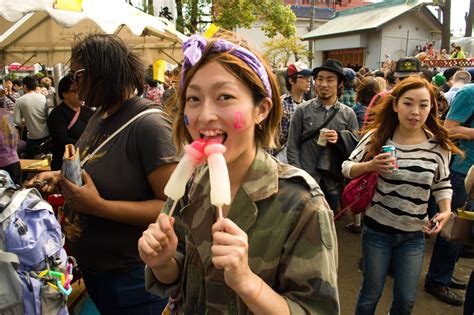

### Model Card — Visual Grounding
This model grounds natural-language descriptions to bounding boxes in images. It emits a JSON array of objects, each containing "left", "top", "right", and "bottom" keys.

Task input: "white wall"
[
  {"left": 365, "top": 30, "right": 381, "bottom": 70},
  {"left": 381, "top": 13, "right": 440, "bottom": 61},
  {"left": 309, "top": 11, "right": 441, "bottom": 70}
]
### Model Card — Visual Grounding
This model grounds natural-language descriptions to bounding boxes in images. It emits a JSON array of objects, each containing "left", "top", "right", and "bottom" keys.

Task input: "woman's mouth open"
[{"left": 200, "top": 130, "right": 228, "bottom": 144}]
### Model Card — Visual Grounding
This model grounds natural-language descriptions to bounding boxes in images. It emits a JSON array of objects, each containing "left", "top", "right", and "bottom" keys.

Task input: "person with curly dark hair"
[{"left": 28, "top": 34, "right": 179, "bottom": 314}]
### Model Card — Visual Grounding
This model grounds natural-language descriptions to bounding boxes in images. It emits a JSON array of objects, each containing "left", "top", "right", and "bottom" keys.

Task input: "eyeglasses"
[{"left": 69, "top": 68, "right": 85, "bottom": 82}]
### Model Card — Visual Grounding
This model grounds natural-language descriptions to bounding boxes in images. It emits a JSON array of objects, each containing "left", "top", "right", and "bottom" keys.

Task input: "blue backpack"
[{"left": 0, "top": 170, "right": 70, "bottom": 315}]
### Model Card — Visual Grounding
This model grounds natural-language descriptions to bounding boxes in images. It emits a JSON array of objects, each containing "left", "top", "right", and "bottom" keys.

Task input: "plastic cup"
[{"left": 317, "top": 128, "right": 330, "bottom": 146}]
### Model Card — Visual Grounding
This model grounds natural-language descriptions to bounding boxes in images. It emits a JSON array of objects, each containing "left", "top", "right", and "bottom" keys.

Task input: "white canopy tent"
[{"left": 0, "top": 0, "right": 187, "bottom": 68}]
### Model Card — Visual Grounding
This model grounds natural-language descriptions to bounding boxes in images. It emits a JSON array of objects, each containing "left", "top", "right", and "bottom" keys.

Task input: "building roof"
[
  {"left": 290, "top": 5, "right": 335, "bottom": 20},
  {"left": 303, "top": 0, "right": 438, "bottom": 40}
]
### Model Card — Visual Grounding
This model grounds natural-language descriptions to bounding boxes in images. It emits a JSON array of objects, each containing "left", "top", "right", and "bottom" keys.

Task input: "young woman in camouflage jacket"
[{"left": 138, "top": 33, "right": 340, "bottom": 315}]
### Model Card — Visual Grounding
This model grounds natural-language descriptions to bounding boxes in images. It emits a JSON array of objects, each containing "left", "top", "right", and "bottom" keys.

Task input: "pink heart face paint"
[{"left": 233, "top": 112, "right": 245, "bottom": 129}]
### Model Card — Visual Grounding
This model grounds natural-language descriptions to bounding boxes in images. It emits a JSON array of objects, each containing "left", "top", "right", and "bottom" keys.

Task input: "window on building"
[{"left": 327, "top": 48, "right": 365, "bottom": 69}]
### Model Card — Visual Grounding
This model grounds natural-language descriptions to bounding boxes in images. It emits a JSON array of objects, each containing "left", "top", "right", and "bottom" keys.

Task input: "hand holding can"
[
  {"left": 317, "top": 128, "right": 330, "bottom": 146},
  {"left": 381, "top": 145, "right": 398, "bottom": 173}
]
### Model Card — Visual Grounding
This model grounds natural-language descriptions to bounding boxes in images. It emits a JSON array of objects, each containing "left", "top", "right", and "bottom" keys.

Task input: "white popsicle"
[
  {"left": 163, "top": 139, "right": 206, "bottom": 217},
  {"left": 204, "top": 142, "right": 231, "bottom": 219}
]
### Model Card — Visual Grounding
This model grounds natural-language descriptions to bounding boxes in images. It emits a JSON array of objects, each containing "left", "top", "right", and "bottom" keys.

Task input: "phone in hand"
[{"left": 429, "top": 218, "right": 439, "bottom": 232}]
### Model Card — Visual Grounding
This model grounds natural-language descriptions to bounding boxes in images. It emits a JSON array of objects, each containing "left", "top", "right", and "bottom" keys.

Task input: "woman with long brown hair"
[{"left": 342, "top": 77, "right": 461, "bottom": 314}]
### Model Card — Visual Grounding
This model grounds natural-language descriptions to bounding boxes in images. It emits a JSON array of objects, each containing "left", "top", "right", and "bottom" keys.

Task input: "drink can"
[
  {"left": 317, "top": 128, "right": 330, "bottom": 146},
  {"left": 381, "top": 145, "right": 397, "bottom": 172}
]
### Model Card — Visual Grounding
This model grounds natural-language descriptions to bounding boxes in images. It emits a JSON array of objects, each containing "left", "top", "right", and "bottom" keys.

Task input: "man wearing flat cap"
[{"left": 287, "top": 58, "right": 359, "bottom": 212}]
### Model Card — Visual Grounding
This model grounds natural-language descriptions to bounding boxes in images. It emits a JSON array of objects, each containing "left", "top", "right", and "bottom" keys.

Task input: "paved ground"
[{"left": 336, "top": 215, "right": 473, "bottom": 315}]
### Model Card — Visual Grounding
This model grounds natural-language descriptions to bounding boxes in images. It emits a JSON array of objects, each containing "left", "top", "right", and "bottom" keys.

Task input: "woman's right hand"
[
  {"left": 138, "top": 213, "right": 178, "bottom": 269},
  {"left": 25, "top": 171, "right": 61, "bottom": 193},
  {"left": 370, "top": 152, "right": 396, "bottom": 176}
]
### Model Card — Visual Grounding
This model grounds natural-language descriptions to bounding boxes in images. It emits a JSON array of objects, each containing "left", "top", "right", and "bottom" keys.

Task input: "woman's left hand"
[
  {"left": 423, "top": 211, "right": 452, "bottom": 235},
  {"left": 211, "top": 218, "right": 253, "bottom": 293},
  {"left": 59, "top": 171, "right": 103, "bottom": 215}
]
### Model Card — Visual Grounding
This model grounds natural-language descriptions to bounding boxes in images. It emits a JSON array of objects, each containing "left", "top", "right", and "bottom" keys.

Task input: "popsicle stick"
[
  {"left": 167, "top": 200, "right": 179, "bottom": 218},
  {"left": 217, "top": 206, "right": 224, "bottom": 221}
]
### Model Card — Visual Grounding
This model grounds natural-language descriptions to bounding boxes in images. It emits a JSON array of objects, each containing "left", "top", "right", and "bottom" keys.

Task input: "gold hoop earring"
[{"left": 256, "top": 122, "right": 262, "bottom": 130}]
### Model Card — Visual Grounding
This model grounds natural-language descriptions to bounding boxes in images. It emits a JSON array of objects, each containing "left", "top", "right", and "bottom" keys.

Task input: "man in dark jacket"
[{"left": 287, "top": 59, "right": 358, "bottom": 212}]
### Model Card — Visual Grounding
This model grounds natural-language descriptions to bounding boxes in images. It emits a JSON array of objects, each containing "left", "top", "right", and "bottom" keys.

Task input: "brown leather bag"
[{"left": 441, "top": 207, "right": 474, "bottom": 245}]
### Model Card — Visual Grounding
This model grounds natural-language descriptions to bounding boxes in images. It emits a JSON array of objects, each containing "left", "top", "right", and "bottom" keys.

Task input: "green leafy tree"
[
  {"left": 214, "top": 0, "right": 296, "bottom": 38},
  {"left": 263, "top": 35, "right": 309, "bottom": 68},
  {"left": 176, "top": 0, "right": 185, "bottom": 33},
  {"left": 129, "top": 0, "right": 295, "bottom": 37},
  {"left": 171, "top": 0, "right": 295, "bottom": 37}
]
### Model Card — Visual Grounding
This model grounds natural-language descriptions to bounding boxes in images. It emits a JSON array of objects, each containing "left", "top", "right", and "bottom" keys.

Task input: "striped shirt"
[{"left": 342, "top": 131, "right": 452, "bottom": 233}]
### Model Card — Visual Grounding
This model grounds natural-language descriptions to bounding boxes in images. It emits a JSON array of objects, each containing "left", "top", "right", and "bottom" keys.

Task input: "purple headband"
[{"left": 181, "top": 34, "right": 272, "bottom": 98}]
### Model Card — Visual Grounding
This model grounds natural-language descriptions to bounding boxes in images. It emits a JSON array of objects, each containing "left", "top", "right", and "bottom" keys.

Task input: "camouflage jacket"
[{"left": 145, "top": 148, "right": 340, "bottom": 314}]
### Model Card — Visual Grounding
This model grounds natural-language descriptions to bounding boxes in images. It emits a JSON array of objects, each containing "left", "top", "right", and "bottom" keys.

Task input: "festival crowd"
[{"left": 0, "top": 32, "right": 473, "bottom": 315}]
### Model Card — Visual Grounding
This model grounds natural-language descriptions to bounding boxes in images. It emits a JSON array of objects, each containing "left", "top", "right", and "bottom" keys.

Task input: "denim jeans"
[
  {"left": 355, "top": 226, "right": 425, "bottom": 315},
  {"left": 82, "top": 264, "right": 168, "bottom": 315},
  {"left": 319, "top": 177, "right": 340, "bottom": 212},
  {"left": 425, "top": 170, "right": 474, "bottom": 288}
]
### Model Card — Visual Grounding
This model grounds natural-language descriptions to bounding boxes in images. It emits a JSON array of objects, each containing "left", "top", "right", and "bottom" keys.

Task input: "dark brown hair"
[
  {"left": 365, "top": 77, "right": 462, "bottom": 157},
  {"left": 356, "top": 77, "right": 382, "bottom": 106},
  {"left": 71, "top": 34, "right": 144, "bottom": 112}
]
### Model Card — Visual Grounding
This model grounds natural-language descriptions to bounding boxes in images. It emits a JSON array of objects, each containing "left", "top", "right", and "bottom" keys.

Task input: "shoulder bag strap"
[
  {"left": 299, "top": 107, "right": 340, "bottom": 145},
  {"left": 80, "top": 108, "right": 162, "bottom": 168},
  {"left": 5, "top": 94, "right": 16, "bottom": 103},
  {"left": 67, "top": 107, "right": 81, "bottom": 130},
  {"left": 0, "top": 251, "right": 20, "bottom": 268},
  {"left": 0, "top": 189, "right": 32, "bottom": 223}
]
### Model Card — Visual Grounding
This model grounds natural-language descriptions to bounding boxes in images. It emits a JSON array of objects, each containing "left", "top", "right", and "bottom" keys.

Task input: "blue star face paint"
[{"left": 184, "top": 114, "right": 190, "bottom": 126}]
